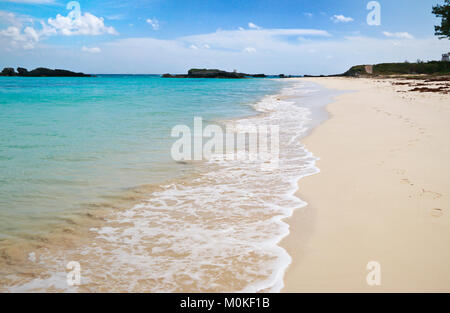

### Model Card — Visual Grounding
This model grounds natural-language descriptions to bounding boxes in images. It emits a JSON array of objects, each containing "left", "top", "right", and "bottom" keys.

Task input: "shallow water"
[
  {"left": 0, "top": 77, "right": 337, "bottom": 292},
  {"left": 0, "top": 75, "right": 282, "bottom": 240}
]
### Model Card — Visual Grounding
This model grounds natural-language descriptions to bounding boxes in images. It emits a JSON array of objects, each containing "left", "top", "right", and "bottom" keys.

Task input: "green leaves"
[{"left": 432, "top": 0, "right": 450, "bottom": 39}]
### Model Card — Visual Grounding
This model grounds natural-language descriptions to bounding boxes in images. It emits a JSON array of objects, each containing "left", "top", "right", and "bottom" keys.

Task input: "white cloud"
[
  {"left": 304, "top": 13, "right": 313, "bottom": 18},
  {"left": 0, "top": 26, "right": 21, "bottom": 38},
  {"left": 382, "top": 31, "right": 414, "bottom": 39},
  {"left": 189, "top": 44, "right": 211, "bottom": 50},
  {"left": 0, "top": 10, "right": 37, "bottom": 32},
  {"left": 146, "top": 18, "right": 160, "bottom": 30},
  {"left": 0, "top": 26, "right": 25, "bottom": 42},
  {"left": 243, "top": 47, "right": 256, "bottom": 53},
  {"left": 181, "top": 28, "right": 330, "bottom": 53},
  {"left": 23, "top": 26, "right": 39, "bottom": 41},
  {"left": 0, "top": 11, "right": 58, "bottom": 49},
  {"left": 331, "top": 14, "right": 354, "bottom": 23},
  {"left": 82, "top": 46, "right": 101, "bottom": 53},
  {"left": 0, "top": 25, "right": 42, "bottom": 49},
  {"left": 0, "top": 10, "right": 116, "bottom": 50},
  {"left": 48, "top": 13, "right": 118, "bottom": 36},
  {"left": 0, "top": 11, "right": 27, "bottom": 27},
  {"left": 248, "top": 22, "right": 261, "bottom": 30}
]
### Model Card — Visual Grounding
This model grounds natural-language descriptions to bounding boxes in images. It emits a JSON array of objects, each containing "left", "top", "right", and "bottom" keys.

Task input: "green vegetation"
[
  {"left": 342, "top": 65, "right": 367, "bottom": 77},
  {"left": 432, "top": 0, "right": 450, "bottom": 39},
  {"left": 343, "top": 61, "right": 450, "bottom": 76},
  {"left": 373, "top": 62, "right": 450, "bottom": 75}
]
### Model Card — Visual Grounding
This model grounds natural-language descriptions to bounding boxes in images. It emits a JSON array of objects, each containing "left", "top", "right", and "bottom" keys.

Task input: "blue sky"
[{"left": 0, "top": 0, "right": 448, "bottom": 74}]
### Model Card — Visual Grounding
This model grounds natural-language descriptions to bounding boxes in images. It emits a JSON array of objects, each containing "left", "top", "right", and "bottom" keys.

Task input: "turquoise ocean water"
[{"left": 0, "top": 75, "right": 284, "bottom": 240}]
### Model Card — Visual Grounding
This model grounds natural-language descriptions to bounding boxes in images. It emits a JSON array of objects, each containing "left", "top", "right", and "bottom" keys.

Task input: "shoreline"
[
  {"left": 1, "top": 77, "right": 284, "bottom": 292},
  {"left": 2, "top": 78, "right": 317, "bottom": 292},
  {"left": 281, "top": 77, "right": 450, "bottom": 292}
]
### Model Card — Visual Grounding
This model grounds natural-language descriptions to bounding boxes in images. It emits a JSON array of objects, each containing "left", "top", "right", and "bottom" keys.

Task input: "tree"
[{"left": 433, "top": 0, "right": 450, "bottom": 39}]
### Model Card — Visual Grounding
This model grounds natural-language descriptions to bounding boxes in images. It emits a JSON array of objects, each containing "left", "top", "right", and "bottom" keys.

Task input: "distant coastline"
[{"left": 2, "top": 61, "right": 449, "bottom": 79}]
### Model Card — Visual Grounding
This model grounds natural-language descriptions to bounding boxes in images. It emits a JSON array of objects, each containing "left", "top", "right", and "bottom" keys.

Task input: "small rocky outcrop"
[
  {"left": 163, "top": 69, "right": 267, "bottom": 79},
  {"left": 251, "top": 74, "right": 267, "bottom": 78},
  {"left": 1, "top": 68, "right": 16, "bottom": 76},
  {"left": 188, "top": 69, "right": 246, "bottom": 78},
  {"left": 26, "top": 67, "right": 91, "bottom": 77},
  {"left": 0, "top": 67, "right": 91, "bottom": 77},
  {"left": 17, "top": 67, "right": 28, "bottom": 76}
]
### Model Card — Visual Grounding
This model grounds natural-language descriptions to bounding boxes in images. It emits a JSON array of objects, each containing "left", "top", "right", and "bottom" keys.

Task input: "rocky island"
[
  {"left": 1, "top": 67, "right": 91, "bottom": 77},
  {"left": 162, "top": 69, "right": 266, "bottom": 79}
]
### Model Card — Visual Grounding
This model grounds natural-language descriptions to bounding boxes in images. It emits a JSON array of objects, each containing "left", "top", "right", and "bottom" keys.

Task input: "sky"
[{"left": 0, "top": 0, "right": 449, "bottom": 74}]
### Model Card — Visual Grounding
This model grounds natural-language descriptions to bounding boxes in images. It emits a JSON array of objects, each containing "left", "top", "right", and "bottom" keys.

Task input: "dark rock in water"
[
  {"left": 163, "top": 68, "right": 266, "bottom": 79},
  {"left": 17, "top": 67, "right": 28, "bottom": 75},
  {"left": 162, "top": 73, "right": 188, "bottom": 78},
  {"left": 187, "top": 69, "right": 246, "bottom": 78},
  {"left": 279, "top": 74, "right": 300, "bottom": 78},
  {"left": 1, "top": 67, "right": 91, "bottom": 77},
  {"left": 27, "top": 67, "right": 91, "bottom": 77},
  {"left": 1, "top": 68, "right": 16, "bottom": 76},
  {"left": 251, "top": 74, "right": 267, "bottom": 78}
]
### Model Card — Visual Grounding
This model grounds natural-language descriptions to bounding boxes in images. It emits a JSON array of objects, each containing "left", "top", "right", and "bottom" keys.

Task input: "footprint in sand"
[
  {"left": 430, "top": 208, "right": 444, "bottom": 218},
  {"left": 400, "top": 178, "right": 414, "bottom": 186},
  {"left": 421, "top": 189, "right": 442, "bottom": 199}
]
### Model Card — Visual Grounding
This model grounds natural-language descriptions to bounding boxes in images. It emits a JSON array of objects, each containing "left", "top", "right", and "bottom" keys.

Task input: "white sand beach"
[{"left": 282, "top": 77, "right": 450, "bottom": 292}]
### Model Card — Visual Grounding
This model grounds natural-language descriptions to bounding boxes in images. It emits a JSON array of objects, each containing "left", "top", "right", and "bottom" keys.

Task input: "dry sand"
[{"left": 281, "top": 77, "right": 450, "bottom": 292}]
